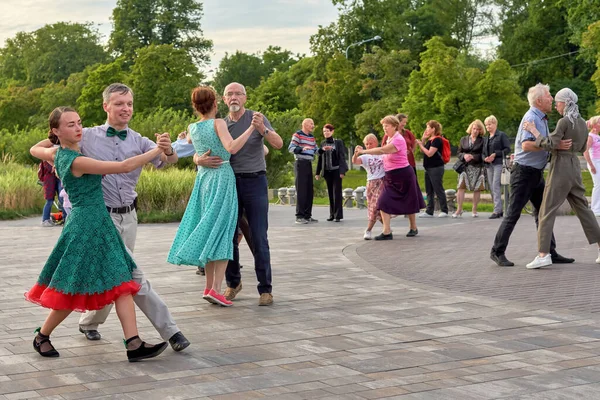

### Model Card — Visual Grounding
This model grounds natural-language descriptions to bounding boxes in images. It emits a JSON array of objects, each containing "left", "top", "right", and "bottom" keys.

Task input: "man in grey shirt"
[
  {"left": 196, "top": 82, "right": 283, "bottom": 306},
  {"left": 78, "top": 83, "right": 190, "bottom": 352}
]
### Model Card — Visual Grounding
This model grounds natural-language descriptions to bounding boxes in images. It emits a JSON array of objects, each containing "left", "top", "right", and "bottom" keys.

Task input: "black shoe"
[
  {"left": 79, "top": 327, "right": 101, "bottom": 341},
  {"left": 306, "top": 217, "right": 319, "bottom": 223},
  {"left": 327, "top": 217, "right": 334, "bottom": 221},
  {"left": 33, "top": 328, "right": 59, "bottom": 358},
  {"left": 374, "top": 232, "right": 393, "bottom": 241},
  {"left": 490, "top": 253, "right": 514, "bottom": 267},
  {"left": 196, "top": 267, "right": 205, "bottom": 276},
  {"left": 489, "top": 213, "right": 501, "bottom": 219},
  {"left": 551, "top": 252, "right": 575, "bottom": 264},
  {"left": 406, "top": 229, "right": 418, "bottom": 237},
  {"left": 126, "top": 336, "right": 168, "bottom": 362},
  {"left": 168, "top": 331, "right": 190, "bottom": 352},
  {"left": 334, "top": 219, "right": 341, "bottom": 222}
]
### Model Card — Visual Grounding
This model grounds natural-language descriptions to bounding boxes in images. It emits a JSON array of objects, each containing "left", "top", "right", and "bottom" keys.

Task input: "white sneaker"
[
  {"left": 596, "top": 249, "right": 600, "bottom": 264},
  {"left": 363, "top": 230, "right": 372, "bottom": 240},
  {"left": 418, "top": 212, "right": 433, "bottom": 218},
  {"left": 41, "top": 220, "right": 54, "bottom": 227},
  {"left": 437, "top": 212, "right": 449, "bottom": 218},
  {"left": 526, "top": 254, "right": 552, "bottom": 269}
]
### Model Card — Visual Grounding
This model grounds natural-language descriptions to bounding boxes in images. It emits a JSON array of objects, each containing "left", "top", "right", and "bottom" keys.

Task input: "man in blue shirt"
[{"left": 490, "top": 84, "right": 574, "bottom": 267}]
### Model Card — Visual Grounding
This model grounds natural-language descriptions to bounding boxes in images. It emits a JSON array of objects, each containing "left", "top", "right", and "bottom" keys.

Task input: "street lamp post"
[
  {"left": 344, "top": 35, "right": 382, "bottom": 59},
  {"left": 344, "top": 35, "right": 382, "bottom": 161}
]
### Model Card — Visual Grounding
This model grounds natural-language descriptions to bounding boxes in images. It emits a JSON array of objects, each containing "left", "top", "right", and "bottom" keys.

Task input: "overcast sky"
[{"left": 0, "top": 0, "right": 340, "bottom": 75}]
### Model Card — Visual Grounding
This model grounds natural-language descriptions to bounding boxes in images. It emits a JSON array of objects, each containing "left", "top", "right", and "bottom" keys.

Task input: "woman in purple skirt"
[{"left": 354, "top": 115, "right": 425, "bottom": 240}]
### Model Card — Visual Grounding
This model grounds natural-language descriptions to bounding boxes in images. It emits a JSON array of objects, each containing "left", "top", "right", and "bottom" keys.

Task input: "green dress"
[
  {"left": 25, "top": 148, "right": 140, "bottom": 311},
  {"left": 167, "top": 119, "right": 238, "bottom": 267}
]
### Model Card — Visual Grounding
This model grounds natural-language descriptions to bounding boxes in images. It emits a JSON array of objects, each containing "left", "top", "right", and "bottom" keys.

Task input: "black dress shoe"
[
  {"left": 489, "top": 213, "right": 501, "bottom": 219},
  {"left": 551, "top": 252, "right": 575, "bottom": 264},
  {"left": 327, "top": 217, "right": 334, "bottom": 221},
  {"left": 406, "top": 229, "right": 418, "bottom": 237},
  {"left": 168, "top": 331, "right": 190, "bottom": 352},
  {"left": 374, "top": 232, "right": 393, "bottom": 241},
  {"left": 126, "top": 336, "right": 168, "bottom": 362},
  {"left": 490, "top": 253, "right": 515, "bottom": 267},
  {"left": 79, "top": 327, "right": 101, "bottom": 341}
]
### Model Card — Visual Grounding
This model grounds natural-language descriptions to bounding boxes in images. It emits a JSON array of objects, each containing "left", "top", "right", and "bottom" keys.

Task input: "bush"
[
  {"left": 0, "top": 155, "right": 45, "bottom": 217},
  {"left": 0, "top": 126, "right": 49, "bottom": 165}
]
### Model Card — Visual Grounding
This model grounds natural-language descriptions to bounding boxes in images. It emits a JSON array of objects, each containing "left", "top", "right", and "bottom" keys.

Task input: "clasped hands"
[{"left": 155, "top": 132, "right": 173, "bottom": 154}]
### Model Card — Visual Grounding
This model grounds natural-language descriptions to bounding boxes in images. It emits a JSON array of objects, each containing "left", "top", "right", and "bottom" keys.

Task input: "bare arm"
[
  {"left": 351, "top": 151, "right": 362, "bottom": 165},
  {"left": 584, "top": 136, "right": 595, "bottom": 174},
  {"left": 71, "top": 147, "right": 163, "bottom": 177},
  {"left": 216, "top": 119, "right": 252, "bottom": 154},
  {"left": 359, "top": 142, "right": 397, "bottom": 155},
  {"left": 30, "top": 139, "right": 57, "bottom": 162}
]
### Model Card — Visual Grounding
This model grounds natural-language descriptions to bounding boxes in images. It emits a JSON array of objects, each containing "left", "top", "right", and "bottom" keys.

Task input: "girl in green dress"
[{"left": 27, "top": 107, "right": 168, "bottom": 362}]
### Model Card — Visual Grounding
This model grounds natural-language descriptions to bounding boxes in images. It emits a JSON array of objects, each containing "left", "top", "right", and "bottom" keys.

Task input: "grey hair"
[
  {"left": 223, "top": 82, "right": 246, "bottom": 96},
  {"left": 527, "top": 83, "right": 550, "bottom": 107},
  {"left": 102, "top": 83, "right": 134, "bottom": 104},
  {"left": 484, "top": 115, "right": 497, "bottom": 125}
]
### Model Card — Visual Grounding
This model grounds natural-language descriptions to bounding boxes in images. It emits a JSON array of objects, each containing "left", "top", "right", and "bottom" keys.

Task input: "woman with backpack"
[
  {"left": 38, "top": 159, "right": 64, "bottom": 227},
  {"left": 415, "top": 120, "right": 449, "bottom": 218}
]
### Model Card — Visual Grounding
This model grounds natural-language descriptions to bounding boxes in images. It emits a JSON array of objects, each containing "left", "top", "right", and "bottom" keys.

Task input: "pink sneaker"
[
  {"left": 203, "top": 288, "right": 216, "bottom": 304},
  {"left": 207, "top": 289, "right": 233, "bottom": 307}
]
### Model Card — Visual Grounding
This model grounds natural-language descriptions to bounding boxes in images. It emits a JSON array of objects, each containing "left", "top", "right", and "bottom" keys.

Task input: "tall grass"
[
  {"left": 136, "top": 166, "right": 196, "bottom": 222},
  {"left": 0, "top": 155, "right": 45, "bottom": 218}
]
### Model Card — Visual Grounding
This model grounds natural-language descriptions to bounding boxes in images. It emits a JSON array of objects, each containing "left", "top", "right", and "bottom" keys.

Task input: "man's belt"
[
  {"left": 107, "top": 198, "right": 137, "bottom": 214},
  {"left": 235, "top": 171, "right": 266, "bottom": 178}
]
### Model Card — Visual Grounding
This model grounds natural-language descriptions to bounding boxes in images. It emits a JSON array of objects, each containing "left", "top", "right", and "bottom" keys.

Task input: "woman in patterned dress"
[
  {"left": 167, "top": 86, "right": 253, "bottom": 307},
  {"left": 27, "top": 107, "right": 168, "bottom": 362}
]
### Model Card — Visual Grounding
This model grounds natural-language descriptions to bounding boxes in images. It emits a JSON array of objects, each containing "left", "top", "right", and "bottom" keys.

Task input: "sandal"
[
  {"left": 125, "top": 335, "right": 168, "bottom": 362},
  {"left": 452, "top": 211, "right": 463, "bottom": 218},
  {"left": 33, "top": 327, "right": 59, "bottom": 358}
]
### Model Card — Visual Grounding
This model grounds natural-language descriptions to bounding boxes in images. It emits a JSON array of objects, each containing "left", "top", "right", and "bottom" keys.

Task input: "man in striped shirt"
[{"left": 289, "top": 118, "right": 318, "bottom": 224}]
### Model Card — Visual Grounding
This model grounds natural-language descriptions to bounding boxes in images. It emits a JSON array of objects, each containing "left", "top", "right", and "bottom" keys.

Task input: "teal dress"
[
  {"left": 25, "top": 148, "right": 140, "bottom": 311},
  {"left": 167, "top": 120, "right": 238, "bottom": 267}
]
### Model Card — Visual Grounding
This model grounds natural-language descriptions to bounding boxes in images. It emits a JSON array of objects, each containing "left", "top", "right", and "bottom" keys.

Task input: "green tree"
[
  {"left": 129, "top": 44, "right": 202, "bottom": 113},
  {"left": 402, "top": 37, "right": 482, "bottom": 143},
  {"left": 582, "top": 21, "right": 600, "bottom": 112},
  {"left": 109, "top": 0, "right": 212, "bottom": 64},
  {"left": 472, "top": 59, "right": 528, "bottom": 134},
  {"left": 246, "top": 71, "right": 299, "bottom": 114},
  {"left": 0, "top": 86, "right": 43, "bottom": 129},
  {"left": 355, "top": 48, "right": 417, "bottom": 135},
  {"left": 0, "top": 23, "right": 107, "bottom": 87},
  {"left": 211, "top": 51, "right": 266, "bottom": 95}
]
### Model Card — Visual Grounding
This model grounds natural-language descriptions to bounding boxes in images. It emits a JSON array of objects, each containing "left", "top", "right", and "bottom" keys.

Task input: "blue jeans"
[
  {"left": 226, "top": 174, "right": 272, "bottom": 294},
  {"left": 42, "top": 181, "right": 64, "bottom": 221}
]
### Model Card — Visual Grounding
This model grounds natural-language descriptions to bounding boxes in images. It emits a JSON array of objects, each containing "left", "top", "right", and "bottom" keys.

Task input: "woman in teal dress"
[
  {"left": 167, "top": 86, "right": 253, "bottom": 307},
  {"left": 27, "top": 106, "right": 168, "bottom": 362}
]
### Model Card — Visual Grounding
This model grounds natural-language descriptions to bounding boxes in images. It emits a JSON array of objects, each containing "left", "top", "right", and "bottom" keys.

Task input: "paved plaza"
[{"left": 3, "top": 205, "right": 600, "bottom": 399}]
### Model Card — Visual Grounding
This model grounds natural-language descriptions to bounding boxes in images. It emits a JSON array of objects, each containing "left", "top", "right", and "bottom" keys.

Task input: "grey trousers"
[
  {"left": 486, "top": 164, "right": 503, "bottom": 214},
  {"left": 538, "top": 155, "right": 600, "bottom": 253},
  {"left": 78, "top": 209, "right": 180, "bottom": 341}
]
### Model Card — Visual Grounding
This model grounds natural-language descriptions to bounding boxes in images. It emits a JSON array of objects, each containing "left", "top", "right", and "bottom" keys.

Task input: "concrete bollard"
[
  {"left": 343, "top": 188, "right": 355, "bottom": 208},
  {"left": 277, "top": 187, "right": 288, "bottom": 205},
  {"left": 353, "top": 186, "right": 366, "bottom": 209},
  {"left": 287, "top": 187, "right": 296, "bottom": 206},
  {"left": 445, "top": 189, "right": 457, "bottom": 212}
]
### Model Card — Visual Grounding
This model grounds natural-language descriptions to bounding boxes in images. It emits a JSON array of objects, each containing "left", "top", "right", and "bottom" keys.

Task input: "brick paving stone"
[{"left": 3, "top": 208, "right": 600, "bottom": 398}]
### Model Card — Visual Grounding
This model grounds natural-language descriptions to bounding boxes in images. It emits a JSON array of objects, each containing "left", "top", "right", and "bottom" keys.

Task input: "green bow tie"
[{"left": 107, "top": 126, "right": 127, "bottom": 140}]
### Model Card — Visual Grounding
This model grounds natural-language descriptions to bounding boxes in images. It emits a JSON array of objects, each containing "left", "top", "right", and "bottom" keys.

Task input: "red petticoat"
[{"left": 24, "top": 281, "right": 141, "bottom": 312}]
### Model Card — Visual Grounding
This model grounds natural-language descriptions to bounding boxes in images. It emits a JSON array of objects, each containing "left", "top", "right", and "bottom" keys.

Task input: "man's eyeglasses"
[{"left": 224, "top": 91, "right": 246, "bottom": 97}]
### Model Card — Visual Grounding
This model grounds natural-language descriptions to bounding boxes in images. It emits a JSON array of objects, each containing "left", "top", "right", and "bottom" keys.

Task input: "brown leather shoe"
[
  {"left": 258, "top": 293, "right": 273, "bottom": 306},
  {"left": 223, "top": 283, "right": 242, "bottom": 301}
]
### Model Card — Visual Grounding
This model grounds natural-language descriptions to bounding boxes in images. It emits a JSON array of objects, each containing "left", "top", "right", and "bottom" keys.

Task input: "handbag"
[
  {"left": 500, "top": 152, "right": 511, "bottom": 185},
  {"left": 453, "top": 159, "right": 466, "bottom": 174}
]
